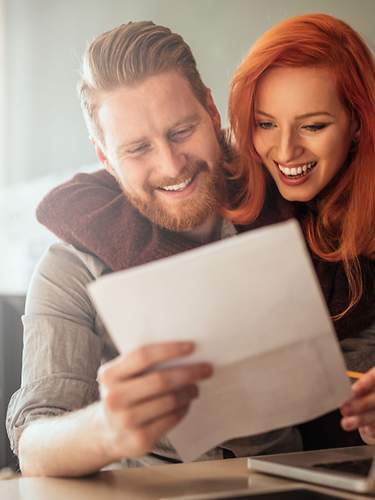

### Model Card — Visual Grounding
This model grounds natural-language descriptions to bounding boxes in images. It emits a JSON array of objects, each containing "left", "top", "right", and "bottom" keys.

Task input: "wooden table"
[{"left": 0, "top": 458, "right": 373, "bottom": 500}]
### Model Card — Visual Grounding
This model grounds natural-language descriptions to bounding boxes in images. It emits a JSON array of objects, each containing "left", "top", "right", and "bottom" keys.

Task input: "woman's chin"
[{"left": 275, "top": 180, "right": 316, "bottom": 203}]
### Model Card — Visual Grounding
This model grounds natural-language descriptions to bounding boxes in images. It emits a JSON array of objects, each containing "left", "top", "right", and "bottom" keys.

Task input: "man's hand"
[
  {"left": 340, "top": 367, "right": 375, "bottom": 444},
  {"left": 97, "top": 341, "right": 213, "bottom": 460}
]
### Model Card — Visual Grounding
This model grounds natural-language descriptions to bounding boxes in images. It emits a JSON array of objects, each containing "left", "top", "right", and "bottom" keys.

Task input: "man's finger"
[
  {"left": 105, "top": 362, "right": 211, "bottom": 407},
  {"left": 130, "top": 405, "right": 190, "bottom": 455},
  {"left": 98, "top": 341, "right": 195, "bottom": 383},
  {"left": 112, "top": 385, "right": 198, "bottom": 428},
  {"left": 127, "top": 363, "right": 211, "bottom": 404}
]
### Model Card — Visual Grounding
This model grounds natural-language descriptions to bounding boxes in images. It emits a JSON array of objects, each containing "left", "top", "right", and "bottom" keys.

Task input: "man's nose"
[
  {"left": 156, "top": 143, "right": 186, "bottom": 178},
  {"left": 274, "top": 130, "right": 303, "bottom": 164}
]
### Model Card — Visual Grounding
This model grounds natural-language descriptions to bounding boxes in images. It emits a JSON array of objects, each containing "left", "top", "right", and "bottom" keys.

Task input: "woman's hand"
[{"left": 340, "top": 367, "right": 375, "bottom": 444}]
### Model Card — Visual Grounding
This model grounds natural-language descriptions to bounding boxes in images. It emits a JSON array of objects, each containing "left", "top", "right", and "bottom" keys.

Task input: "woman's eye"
[
  {"left": 303, "top": 123, "right": 328, "bottom": 132},
  {"left": 256, "top": 121, "right": 274, "bottom": 130}
]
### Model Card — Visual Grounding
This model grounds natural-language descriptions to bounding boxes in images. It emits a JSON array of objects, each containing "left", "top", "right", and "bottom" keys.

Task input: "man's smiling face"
[{"left": 95, "top": 71, "right": 225, "bottom": 232}]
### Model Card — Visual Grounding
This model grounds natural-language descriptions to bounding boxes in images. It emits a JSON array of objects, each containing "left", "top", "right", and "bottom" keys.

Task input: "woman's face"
[{"left": 253, "top": 66, "right": 357, "bottom": 202}]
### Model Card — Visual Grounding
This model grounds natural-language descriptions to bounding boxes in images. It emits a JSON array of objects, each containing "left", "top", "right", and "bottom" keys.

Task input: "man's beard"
[{"left": 121, "top": 157, "right": 226, "bottom": 232}]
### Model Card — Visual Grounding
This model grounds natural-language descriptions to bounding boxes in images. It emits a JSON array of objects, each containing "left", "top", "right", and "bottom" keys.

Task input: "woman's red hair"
[{"left": 226, "top": 13, "right": 375, "bottom": 318}]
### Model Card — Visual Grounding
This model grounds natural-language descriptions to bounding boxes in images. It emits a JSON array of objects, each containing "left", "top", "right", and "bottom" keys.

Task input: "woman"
[{"left": 227, "top": 13, "right": 375, "bottom": 444}]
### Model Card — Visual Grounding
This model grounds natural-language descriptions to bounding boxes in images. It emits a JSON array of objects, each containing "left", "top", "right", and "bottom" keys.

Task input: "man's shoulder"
[
  {"left": 39, "top": 240, "right": 110, "bottom": 281},
  {"left": 25, "top": 241, "right": 110, "bottom": 320}
]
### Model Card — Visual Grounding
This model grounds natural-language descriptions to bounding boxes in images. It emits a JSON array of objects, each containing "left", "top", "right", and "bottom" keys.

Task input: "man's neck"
[{"left": 180, "top": 214, "right": 222, "bottom": 244}]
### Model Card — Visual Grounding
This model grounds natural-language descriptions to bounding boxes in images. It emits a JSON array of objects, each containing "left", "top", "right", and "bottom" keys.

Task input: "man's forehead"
[
  {"left": 98, "top": 71, "right": 208, "bottom": 144},
  {"left": 99, "top": 71, "right": 202, "bottom": 114}
]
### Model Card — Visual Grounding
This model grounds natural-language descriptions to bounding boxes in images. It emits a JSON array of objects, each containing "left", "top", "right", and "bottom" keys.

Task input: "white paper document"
[{"left": 88, "top": 220, "right": 351, "bottom": 462}]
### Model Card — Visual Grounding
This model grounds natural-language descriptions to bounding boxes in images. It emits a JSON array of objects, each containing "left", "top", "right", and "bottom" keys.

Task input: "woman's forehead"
[{"left": 254, "top": 66, "right": 344, "bottom": 117}]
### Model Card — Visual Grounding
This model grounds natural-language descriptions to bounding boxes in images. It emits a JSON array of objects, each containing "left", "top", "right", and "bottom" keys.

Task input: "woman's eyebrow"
[
  {"left": 254, "top": 110, "right": 274, "bottom": 118},
  {"left": 295, "top": 111, "right": 335, "bottom": 119},
  {"left": 255, "top": 109, "right": 334, "bottom": 119}
]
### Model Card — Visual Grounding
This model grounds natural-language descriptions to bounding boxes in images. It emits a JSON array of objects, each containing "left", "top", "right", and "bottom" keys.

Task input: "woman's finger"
[
  {"left": 341, "top": 409, "right": 375, "bottom": 431},
  {"left": 341, "top": 391, "right": 375, "bottom": 417},
  {"left": 351, "top": 367, "right": 375, "bottom": 397}
]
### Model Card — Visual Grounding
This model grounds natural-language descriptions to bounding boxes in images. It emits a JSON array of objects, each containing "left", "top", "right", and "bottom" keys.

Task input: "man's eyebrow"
[
  {"left": 170, "top": 113, "right": 201, "bottom": 128},
  {"left": 255, "top": 110, "right": 335, "bottom": 119}
]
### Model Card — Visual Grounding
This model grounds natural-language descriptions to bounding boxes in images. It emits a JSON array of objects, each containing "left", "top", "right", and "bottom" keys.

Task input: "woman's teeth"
[
  {"left": 160, "top": 176, "right": 193, "bottom": 192},
  {"left": 277, "top": 161, "right": 317, "bottom": 178}
]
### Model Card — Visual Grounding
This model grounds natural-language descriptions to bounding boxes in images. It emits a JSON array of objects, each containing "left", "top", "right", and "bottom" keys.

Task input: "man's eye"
[
  {"left": 127, "top": 144, "right": 149, "bottom": 155},
  {"left": 303, "top": 123, "right": 328, "bottom": 132},
  {"left": 170, "top": 126, "right": 194, "bottom": 141},
  {"left": 256, "top": 121, "right": 274, "bottom": 130}
]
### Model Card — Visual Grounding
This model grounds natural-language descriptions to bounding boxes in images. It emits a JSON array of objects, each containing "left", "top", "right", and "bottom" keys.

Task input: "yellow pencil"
[{"left": 346, "top": 370, "right": 364, "bottom": 380}]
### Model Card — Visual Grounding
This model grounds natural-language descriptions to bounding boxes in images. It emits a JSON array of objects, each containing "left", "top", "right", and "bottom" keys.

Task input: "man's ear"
[
  {"left": 206, "top": 89, "right": 221, "bottom": 132},
  {"left": 91, "top": 138, "right": 116, "bottom": 178}
]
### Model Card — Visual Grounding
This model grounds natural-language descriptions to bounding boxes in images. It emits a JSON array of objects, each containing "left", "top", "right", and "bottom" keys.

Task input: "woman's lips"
[
  {"left": 275, "top": 160, "right": 317, "bottom": 178},
  {"left": 274, "top": 160, "right": 318, "bottom": 186}
]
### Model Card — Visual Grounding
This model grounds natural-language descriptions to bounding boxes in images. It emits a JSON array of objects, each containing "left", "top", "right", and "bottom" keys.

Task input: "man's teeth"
[
  {"left": 277, "top": 161, "right": 317, "bottom": 177},
  {"left": 160, "top": 177, "right": 193, "bottom": 191}
]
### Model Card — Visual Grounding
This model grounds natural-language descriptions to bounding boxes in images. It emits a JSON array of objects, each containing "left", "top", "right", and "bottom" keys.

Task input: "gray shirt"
[{"left": 6, "top": 223, "right": 375, "bottom": 466}]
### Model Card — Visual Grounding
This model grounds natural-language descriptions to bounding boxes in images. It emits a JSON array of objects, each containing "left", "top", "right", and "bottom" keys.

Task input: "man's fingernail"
[
  {"left": 201, "top": 364, "right": 213, "bottom": 377},
  {"left": 184, "top": 386, "right": 198, "bottom": 399},
  {"left": 181, "top": 342, "right": 194, "bottom": 353},
  {"left": 187, "top": 385, "right": 199, "bottom": 398}
]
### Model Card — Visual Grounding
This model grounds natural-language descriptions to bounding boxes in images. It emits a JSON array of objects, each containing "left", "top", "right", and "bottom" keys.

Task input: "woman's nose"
[{"left": 274, "top": 130, "right": 304, "bottom": 164}]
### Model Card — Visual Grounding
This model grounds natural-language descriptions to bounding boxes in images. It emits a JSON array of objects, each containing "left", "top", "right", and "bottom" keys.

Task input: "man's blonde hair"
[{"left": 78, "top": 21, "right": 208, "bottom": 142}]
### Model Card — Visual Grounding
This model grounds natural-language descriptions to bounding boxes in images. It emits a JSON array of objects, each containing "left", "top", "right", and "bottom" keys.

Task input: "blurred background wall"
[
  {"left": 0, "top": 0, "right": 374, "bottom": 293},
  {"left": 1, "top": 0, "right": 375, "bottom": 187}
]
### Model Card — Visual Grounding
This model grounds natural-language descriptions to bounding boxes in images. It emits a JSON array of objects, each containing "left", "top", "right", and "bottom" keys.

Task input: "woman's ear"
[{"left": 350, "top": 112, "right": 360, "bottom": 142}]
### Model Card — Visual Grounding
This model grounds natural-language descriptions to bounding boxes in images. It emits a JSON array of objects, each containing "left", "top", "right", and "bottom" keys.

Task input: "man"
[{"left": 6, "top": 21, "right": 302, "bottom": 477}]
